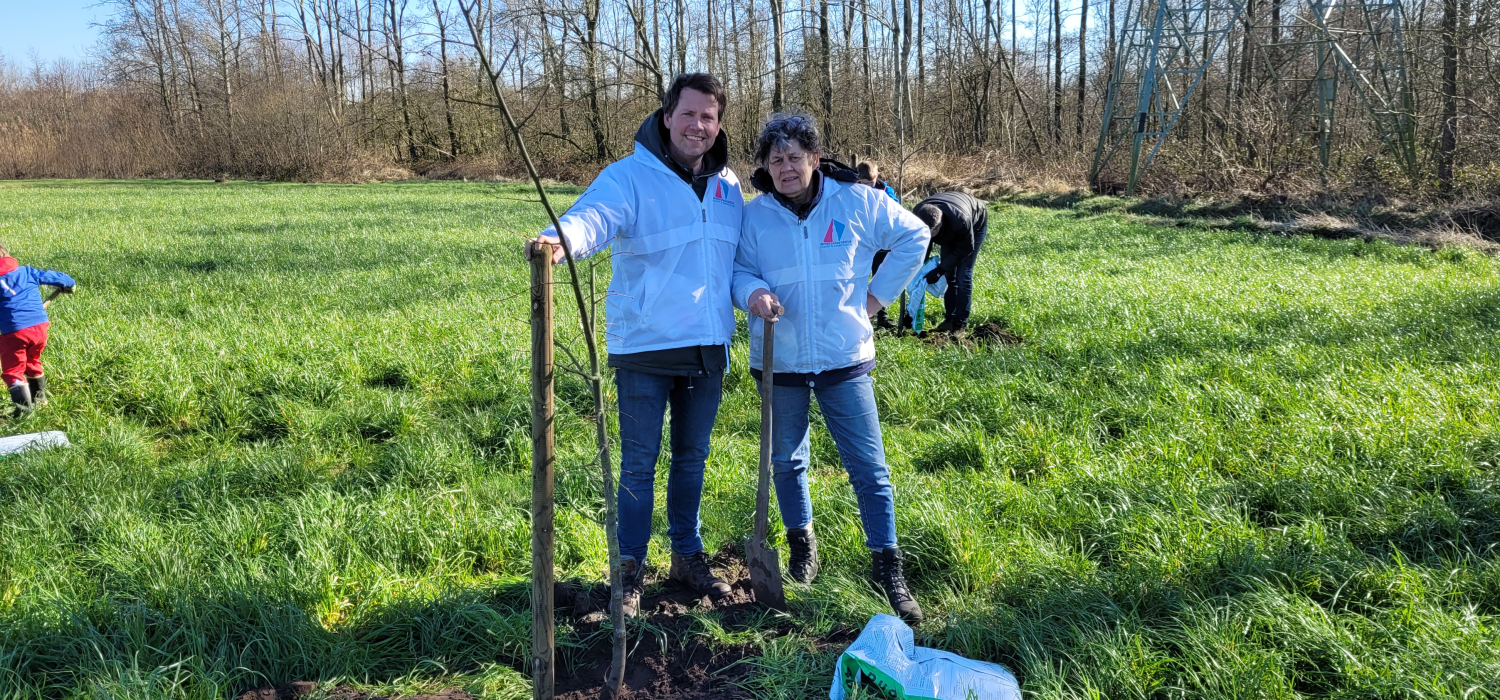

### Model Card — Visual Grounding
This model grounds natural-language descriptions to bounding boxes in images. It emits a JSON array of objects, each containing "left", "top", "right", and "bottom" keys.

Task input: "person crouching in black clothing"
[{"left": 912, "top": 192, "right": 988, "bottom": 336}]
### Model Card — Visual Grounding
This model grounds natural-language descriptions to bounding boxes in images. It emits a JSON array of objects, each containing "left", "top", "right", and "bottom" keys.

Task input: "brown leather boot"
[
  {"left": 612, "top": 556, "right": 645, "bottom": 619},
  {"left": 669, "top": 551, "right": 732, "bottom": 600}
]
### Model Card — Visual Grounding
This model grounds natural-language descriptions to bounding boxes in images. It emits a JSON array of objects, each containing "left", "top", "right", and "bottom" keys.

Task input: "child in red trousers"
[{"left": 0, "top": 246, "right": 75, "bottom": 413}]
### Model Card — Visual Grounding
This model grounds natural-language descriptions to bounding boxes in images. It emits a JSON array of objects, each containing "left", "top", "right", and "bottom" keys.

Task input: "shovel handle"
[
  {"left": 755, "top": 306, "right": 782, "bottom": 543},
  {"left": 41, "top": 287, "right": 65, "bottom": 309}
]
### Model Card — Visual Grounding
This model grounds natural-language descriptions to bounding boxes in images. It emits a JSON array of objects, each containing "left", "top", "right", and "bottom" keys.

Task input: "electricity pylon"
[{"left": 1090, "top": 0, "right": 1417, "bottom": 195}]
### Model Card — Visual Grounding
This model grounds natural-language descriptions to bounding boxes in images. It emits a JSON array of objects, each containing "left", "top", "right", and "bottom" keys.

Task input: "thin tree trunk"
[
  {"left": 901, "top": 0, "right": 914, "bottom": 137},
  {"left": 1440, "top": 0, "right": 1458, "bottom": 190},
  {"left": 915, "top": 0, "right": 925, "bottom": 132},
  {"left": 676, "top": 0, "right": 687, "bottom": 75},
  {"left": 433, "top": 0, "right": 460, "bottom": 157},
  {"left": 1076, "top": 0, "right": 1088, "bottom": 145},
  {"left": 386, "top": 0, "right": 416, "bottom": 161},
  {"left": 584, "top": 0, "right": 607, "bottom": 159},
  {"left": 821, "top": 0, "right": 834, "bottom": 145},
  {"left": 1052, "top": 0, "right": 1062, "bottom": 144},
  {"left": 862, "top": 0, "right": 873, "bottom": 146},
  {"left": 455, "top": 0, "right": 625, "bottom": 691},
  {"left": 771, "top": 0, "right": 785, "bottom": 112}
]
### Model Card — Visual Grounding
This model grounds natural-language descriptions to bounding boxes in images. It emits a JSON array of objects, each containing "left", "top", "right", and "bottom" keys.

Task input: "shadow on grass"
[{"left": 0, "top": 582, "right": 534, "bottom": 697}]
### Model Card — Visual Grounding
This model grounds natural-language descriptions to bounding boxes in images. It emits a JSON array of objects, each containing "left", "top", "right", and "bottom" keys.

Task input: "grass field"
[{"left": 1, "top": 180, "right": 1498, "bottom": 699}]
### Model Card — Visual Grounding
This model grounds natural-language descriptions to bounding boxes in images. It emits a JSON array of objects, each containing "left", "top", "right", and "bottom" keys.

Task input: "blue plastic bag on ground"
[
  {"left": 830, "top": 614, "right": 1020, "bottom": 700},
  {"left": 904, "top": 258, "right": 948, "bottom": 333}
]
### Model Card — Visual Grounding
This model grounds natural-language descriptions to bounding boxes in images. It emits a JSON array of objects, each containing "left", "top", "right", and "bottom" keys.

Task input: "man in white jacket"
[
  {"left": 528, "top": 74, "right": 741, "bottom": 617},
  {"left": 732, "top": 114, "right": 931, "bottom": 622}
]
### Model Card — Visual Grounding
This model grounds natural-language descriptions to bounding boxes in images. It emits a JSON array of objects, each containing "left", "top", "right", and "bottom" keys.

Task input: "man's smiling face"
[{"left": 662, "top": 88, "right": 721, "bottom": 172}]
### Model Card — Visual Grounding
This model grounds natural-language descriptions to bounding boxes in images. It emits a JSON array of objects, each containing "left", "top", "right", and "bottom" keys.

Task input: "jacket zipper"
[
  {"left": 803, "top": 221, "right": 814, "bottom": 373},
  {"left": 701, "top": 177, "right": 715, "bottom": 342},
  {"left": 781, "top": 180, "right": 837, "bottom": 375}
]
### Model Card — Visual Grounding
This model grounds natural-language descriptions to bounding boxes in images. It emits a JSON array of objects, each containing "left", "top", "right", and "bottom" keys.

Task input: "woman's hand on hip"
[{"left": 865, "top": 293, "right": 883, "bottom": 317}]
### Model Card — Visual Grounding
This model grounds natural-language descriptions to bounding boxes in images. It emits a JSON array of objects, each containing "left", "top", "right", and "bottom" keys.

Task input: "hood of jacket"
[
  {"left": 0, "top": 258, "right": 17, "bottom": 276},
  {"left": 635, "top": 109, "right": 730, "bottom": 183}
]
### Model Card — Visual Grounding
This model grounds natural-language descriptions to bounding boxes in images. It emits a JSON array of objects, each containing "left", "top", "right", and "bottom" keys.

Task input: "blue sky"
[{"left": 0, "top": 0, "right": 104, "bottom": 65}]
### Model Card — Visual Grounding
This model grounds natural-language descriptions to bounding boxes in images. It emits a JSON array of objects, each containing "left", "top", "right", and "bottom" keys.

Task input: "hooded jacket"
[
  {"left": 0, "top": 258, "right": 74, "bottom": 335},
  {"left": 733, "top": 169, "right": 930, "bottom": 375},
  {"left": 542, "top": 111, "right": 743, "bottom": 360}
]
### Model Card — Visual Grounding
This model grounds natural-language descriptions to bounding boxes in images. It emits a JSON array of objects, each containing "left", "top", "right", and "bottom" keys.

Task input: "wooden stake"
[{"left": 530, "top": 243, "right": 556, "bottom": 700}]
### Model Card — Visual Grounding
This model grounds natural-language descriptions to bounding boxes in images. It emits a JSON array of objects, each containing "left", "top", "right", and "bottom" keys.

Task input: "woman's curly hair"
[{"left": 754, "top": 113, "right": 821, "bottom": 165}]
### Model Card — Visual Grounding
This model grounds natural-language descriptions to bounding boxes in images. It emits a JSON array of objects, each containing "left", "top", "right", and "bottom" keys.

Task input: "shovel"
[
  {"left": 41, "top": 286, "right": 66, "bottom": 309},
  {"left": 746, "top": 304, "right": 789, "bottom": 612}
]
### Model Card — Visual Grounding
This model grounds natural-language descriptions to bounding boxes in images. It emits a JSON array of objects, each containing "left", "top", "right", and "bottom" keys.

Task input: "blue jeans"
[
  {"left": 615, "top": 368, "right": 723, "bottom": 562},
  {"left": 941, "top": 222, "right": 988, "bottom": 327},
  {"left": 766, "top": 374, "right": 897, "bottom": 550}
]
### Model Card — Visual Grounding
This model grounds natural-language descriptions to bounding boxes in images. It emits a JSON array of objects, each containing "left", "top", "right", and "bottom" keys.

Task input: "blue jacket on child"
[{"left": 0, "top": 257, "right": 75, "bottom": 335}]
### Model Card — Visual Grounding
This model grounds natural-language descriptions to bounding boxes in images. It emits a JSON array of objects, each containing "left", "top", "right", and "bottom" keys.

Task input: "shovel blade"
[{"left": 745, "top": 536, "right": 788, "bottom": 612}]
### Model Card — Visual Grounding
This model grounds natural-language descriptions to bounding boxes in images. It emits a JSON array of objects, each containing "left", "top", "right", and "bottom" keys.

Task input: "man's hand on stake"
[
  {"left": 526, "top": 235, "right": 566, "bottom": 264},
  {"left": 924, "top": 267, "right": 944, "bottom": 285},
  {"left": 749, "top": 289, "right": 783, "bottom": 321}
]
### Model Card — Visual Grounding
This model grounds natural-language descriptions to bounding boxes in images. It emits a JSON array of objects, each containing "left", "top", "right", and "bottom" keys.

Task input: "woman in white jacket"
[{"left": 732, "top": 114, "right": 931, "bottom": 623}]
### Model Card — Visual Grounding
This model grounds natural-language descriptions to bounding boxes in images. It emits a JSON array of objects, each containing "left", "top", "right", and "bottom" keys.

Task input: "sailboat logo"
[
  {"left": 712, "top": 179, "right": 735, "bottom": 207},
  {"left": 821, "top": 220, "right": 850, "bottom": 247}
]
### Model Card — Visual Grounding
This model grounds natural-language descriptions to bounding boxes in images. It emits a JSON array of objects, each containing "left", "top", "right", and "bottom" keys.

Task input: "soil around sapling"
[
  {"left": 234, "top": 548, "right": 817, "bottom": 700},
  {"left": 554, "top": 548, "right": 771, "bottom": 699},
  {"left": 235, "top": 682, "right": 473, "bottom": 700}
]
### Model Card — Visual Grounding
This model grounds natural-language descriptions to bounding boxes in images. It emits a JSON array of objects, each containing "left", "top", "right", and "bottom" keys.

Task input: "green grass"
[{"left": 1, "top": 180, "right": 1498, "bottom": 699}]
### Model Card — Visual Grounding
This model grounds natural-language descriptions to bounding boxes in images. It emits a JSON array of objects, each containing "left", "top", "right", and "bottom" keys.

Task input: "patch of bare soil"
[
  {"left": 555, "top": 549, "right": 764, "bottom": 700},
  {"left": 235, "top": 549, "right": 813, "bottom": 700},
  {"left": 971, "top": 323, "right": 1023, "bottom": 346},
  {"left": 921, "top": 321, "right": 1024, "bottom": 349},
  {"left": 234, "top": 682, "right": 471, "bottom": 700}
]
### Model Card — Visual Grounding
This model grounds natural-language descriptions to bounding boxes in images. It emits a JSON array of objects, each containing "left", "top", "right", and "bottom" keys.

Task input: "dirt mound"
[
  {"left": 235, "top": 683, "right": 470, "bottom": 700},
  {"left": 921, "top": 322, "right": 1024, "bottom": 349},
  {"left": 556, "top": 549, "right": 761, "bottom": 699},
  {"left": 971, "top": 323, "right": 1023, "bottom": 345},
  {"left": 235, "top": 549, "right": 784, "bottom": 700}
]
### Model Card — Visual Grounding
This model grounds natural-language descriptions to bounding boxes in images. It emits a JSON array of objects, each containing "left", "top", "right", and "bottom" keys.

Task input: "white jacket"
[
  {"left": 543, "top": 143, "right": 743, "bottom": 355},
  {"left": 733, "top": 176, "right": 931, "bottom": 374}
]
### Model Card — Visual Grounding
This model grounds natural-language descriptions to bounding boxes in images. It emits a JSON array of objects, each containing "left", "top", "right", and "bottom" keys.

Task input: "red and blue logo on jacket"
[
  {"left": 712, "top": 180, "right": 736, "bottom": 207},
  {"left": 821, "top": 219, "right": 851, "bottom": 247}
]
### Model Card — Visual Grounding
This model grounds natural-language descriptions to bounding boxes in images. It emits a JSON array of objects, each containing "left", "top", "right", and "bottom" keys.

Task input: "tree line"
[{"left": 1, "top": 0, "right": 1496, "bottom": 196}]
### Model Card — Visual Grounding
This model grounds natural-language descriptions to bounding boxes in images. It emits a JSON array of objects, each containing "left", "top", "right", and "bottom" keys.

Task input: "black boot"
[
  {"left": 786, "top": 525, "right": 819, "bottom": 584},
  {"left": 670, "top": 550, "right": 732, "bottom": 600},
  {"left": 874, "top": 309, "right": 896, "bottom": 331},
  {"left": 612, "top": 556, "right": 645, "bottom": 619},
  {"left": 872, "top": 547, "right": 924, "bottom": 623},
  {"left": 27, "top": 376, "right": 45, "bottom": 406},
  {"left": 9, "top": 382, "right": 32, "bottom": 414}
]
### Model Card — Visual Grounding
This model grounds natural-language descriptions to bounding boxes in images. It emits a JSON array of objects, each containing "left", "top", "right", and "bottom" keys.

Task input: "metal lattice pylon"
[
  {"left": 1090, "top": 0, "right": 1417, "bottom": 194},
  {"left": 1291, "top": 0, "right": 1418, "bottom": 177},
  {"left": 1090, "top": 0, "right": 1247, "bottom": 194}
]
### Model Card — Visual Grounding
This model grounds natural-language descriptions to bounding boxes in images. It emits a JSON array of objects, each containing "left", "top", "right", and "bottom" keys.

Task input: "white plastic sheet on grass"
[
  {"left": 0, "top": 431, "right": 70, "bottom": 456},
  {"left": 830, "top": 614, "right": 1020, "bottom": 700}
]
